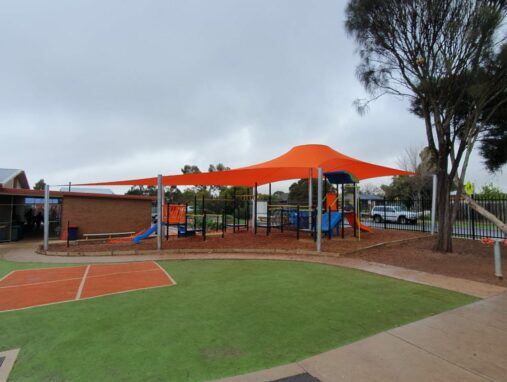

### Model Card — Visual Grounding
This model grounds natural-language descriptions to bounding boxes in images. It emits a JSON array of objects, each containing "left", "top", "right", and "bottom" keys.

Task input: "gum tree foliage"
[
  {"left": 33, "top": 179, "right": 46, "bottom": 190},
  {"left": 288, "top": 179, "right": 335, "bottom": 205},
  {"left": 125, "top": 185, "right": 157, "bottom": 196},
  {"left": 382, "top": 147, "right": 436, "bottom": 203},
  {"left": 345, "top": 0, "right": 507, "bottom": 252},
  {"left": 477, "top": 183, "right": 507, "bottom": 198}
]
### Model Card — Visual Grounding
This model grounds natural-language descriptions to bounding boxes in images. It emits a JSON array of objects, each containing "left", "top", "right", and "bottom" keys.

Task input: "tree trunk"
[{"left": 435, "top": 171, "right": 453, "bottom": 252}]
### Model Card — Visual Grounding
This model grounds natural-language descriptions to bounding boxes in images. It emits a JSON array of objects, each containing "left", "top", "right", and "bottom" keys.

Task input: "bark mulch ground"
[
  {"left": 46, "top": 228, "right": 505, "bottom": 286},
  {"left": 345, "top": 236, "right": 507, "bottom": 286},
  {"left": 48, "top": 229, "right": 425, "bottom": 254}
]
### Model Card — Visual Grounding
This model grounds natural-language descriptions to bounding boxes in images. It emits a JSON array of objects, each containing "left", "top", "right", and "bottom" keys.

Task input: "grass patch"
[{"left": 0, "top": 259, "right": 476, "bottom": 381}]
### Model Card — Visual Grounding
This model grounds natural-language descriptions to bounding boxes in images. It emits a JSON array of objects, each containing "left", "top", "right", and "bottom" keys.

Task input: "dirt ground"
[
  {"left": 48, "top": 228, "right": 424, "bottom": 254},
  {"left": 346, "top": 236, "right": 507, "bottom": 286}
]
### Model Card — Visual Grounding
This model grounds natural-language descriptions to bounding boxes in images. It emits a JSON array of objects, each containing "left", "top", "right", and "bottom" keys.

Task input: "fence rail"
[{"left": 359, "top": 197, "right": 506, "bottom": 239}]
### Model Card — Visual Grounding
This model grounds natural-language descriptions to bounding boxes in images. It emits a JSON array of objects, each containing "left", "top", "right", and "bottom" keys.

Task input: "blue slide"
[
  {"left": 133, "top": 224, "right": 157, "bottom": 244},
  {"left": 321, "top": 212, "right": 342, "bottom": 237}
]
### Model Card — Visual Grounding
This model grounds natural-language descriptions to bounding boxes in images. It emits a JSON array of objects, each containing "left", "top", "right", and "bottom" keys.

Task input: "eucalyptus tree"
[{"left": 346, "top": 0, "right": 507, "bottom": 252}]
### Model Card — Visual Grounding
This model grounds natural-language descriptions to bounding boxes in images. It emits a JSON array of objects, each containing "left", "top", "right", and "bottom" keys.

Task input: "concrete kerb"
[
  {"left": 38, "top": 247, "right": 335, "bottom": 257},
  {"left": 36, "top": 234, "right": 430, "bottom": 258}
]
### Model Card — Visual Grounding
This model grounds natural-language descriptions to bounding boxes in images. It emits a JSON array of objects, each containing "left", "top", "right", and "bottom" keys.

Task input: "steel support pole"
[
  {"left": 254, "top": 183, "right": 258, "bottom": 234},
  {"left": 430, "top": 174, "right": 437, "bottom": 235},
  {"left": 157, "top": 174, "right": 162, "bottom": 250},
  {"left": 43, "top": 184, "right": 49, "bottom": 251},
  {"left": 316, "top": 167, "right": 323, "bottom": 252},
  {"left": 308, "top": 168, "right": 313, "bottom": 230},
  {"left": 494, "top": 240, "right": 503, "bottom": 280},
  {"left": 357, "top": 183, "right": 361, "bottom": 241}
]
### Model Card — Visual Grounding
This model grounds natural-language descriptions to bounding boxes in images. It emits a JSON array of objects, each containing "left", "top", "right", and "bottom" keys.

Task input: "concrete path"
[
  {"left": 213, "top": 292, "right": 507, "bottom": 382},
  {"left": 1, "top": 243, "right": 504, "bottom": 298}
]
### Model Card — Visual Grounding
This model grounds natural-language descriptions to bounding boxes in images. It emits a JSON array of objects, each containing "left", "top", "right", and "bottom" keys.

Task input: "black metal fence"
[{"left": 360, "top": 197, "right": 506, "bottom": 239}]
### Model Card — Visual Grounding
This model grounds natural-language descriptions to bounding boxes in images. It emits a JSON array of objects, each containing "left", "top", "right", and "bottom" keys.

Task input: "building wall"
[{"left": 61, "top": 195, "right": 152, "bottom": 239}]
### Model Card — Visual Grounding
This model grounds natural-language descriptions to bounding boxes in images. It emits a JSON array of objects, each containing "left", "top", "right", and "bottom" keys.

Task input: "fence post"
[
  {"left": 203, "top": 211, "right": 206, "bottom": 241},
  {"left": 222, "top": 210, "right": 225, "bottom": 238},
  {"left": 421, "top": 199, "right": 425, "bottom": 233},
  {"left": 471, "top": 195, "right": 476, "bottom": 240},
  {"left": 296, "top": 204, "right": 300, "bottom": 240},
  {"left": 280, "top": 206, "right": 284, "bottom": 233},
  {"left": 383, "top": 197, "right": 387, "bottom": 230}
]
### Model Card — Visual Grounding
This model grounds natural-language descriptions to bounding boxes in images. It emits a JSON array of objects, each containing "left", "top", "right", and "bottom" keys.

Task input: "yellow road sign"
[{"left": 464, "top": 182, "right": 474, "bottom": 196}]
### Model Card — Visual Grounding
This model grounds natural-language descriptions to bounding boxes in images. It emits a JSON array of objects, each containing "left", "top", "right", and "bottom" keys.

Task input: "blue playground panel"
[
  {"left": 322, "top": 212, "right": 342, "bottom": 237},
  {"left": 289, "top": 210, "right": 310, "bottom": 227}
]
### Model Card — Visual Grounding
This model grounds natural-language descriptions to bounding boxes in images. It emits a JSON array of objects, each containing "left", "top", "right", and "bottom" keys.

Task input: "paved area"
[
  {"left": 213, "top": 292, "right": 507, "bottom": 382},
  {"left": 0, "top": 349, "right": 19, "bottom": 382}
]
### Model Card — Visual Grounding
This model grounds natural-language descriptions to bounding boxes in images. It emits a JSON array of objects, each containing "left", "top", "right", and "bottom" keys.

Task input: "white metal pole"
[
  {"left": 316, "top": 167, "right": 323, "bottom": 252},
  {"left": 157, "top": 174, "right": 162, "bottom": 250},
  {"left": 308, "top": 168, "right": 313, "bottom": 229},
  {"left": 430, "top": 174, "right": 437, "bottom": 235},
  {"left": 43, "top": 184, "right": 49, "bottom": 251},
  {"left": 357, "top": 183, "right": 361, "bottom": 241}
]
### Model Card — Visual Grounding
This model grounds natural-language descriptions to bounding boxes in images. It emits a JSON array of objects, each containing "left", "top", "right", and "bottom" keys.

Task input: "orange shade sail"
[{"left": 78, "top": 144, "right": 413, "bottom": 187}]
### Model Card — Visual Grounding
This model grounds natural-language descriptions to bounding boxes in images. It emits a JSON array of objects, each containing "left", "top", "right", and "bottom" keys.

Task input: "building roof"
[
  {"left": 0, "top": 168, "right": 29, "bottom": 189},
  {"left": 359, "top": 193, "right": 384, "bottom": 201},
  {"left": 78, "top": 144, "right": 413, "bottom": 187},
  {"left": 0, "top": 187, "right": 154, "bottom": 201},
  {"left": 59, "top": 187, "right": 114, "bottom": 194}
]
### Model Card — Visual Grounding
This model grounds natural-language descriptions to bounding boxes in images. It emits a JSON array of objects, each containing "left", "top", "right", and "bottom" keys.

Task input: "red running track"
[{"left": 0, "top": 261, "right": 175, "bottom": 313}]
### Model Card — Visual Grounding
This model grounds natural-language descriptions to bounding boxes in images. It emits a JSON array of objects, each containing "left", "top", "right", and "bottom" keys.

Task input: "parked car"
[{"left": 370, "top": 205, "right": 419, "bottom": 224}]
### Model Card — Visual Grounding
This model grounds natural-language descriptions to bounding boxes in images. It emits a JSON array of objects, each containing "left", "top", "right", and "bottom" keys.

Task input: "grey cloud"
[{"left": 0, "top": 0, "right": 503, "bottom": 190}]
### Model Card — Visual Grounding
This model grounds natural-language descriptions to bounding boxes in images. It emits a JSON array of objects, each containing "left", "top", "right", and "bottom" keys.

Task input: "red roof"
[{"left": 0, "top": 187, "right": 155, "bottom": 201}]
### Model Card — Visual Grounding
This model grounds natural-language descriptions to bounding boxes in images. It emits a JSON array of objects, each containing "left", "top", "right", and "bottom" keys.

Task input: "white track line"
[
  {"left": 0, "top": 270, "right": 15, "bottom": 284},
  {"left": 75, "top": 265, "right": 90, "bottom": 300},
  {"left": 0, "top": 277, "right": 83, "bottom": 289},
  {"left": 0, "top": 282, "right": 176, "bottom": 314},
  {"left": 0, "top": 261, "right": 176, "bottom": 313},
  {"left": 152, "top": 261, "right": 177, "bottom": 285}
]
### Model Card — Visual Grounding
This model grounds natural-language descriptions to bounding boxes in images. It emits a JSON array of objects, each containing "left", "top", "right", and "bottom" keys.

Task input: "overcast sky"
[{"left": 0, "top": 0, "right": 505, "bottom": 193}]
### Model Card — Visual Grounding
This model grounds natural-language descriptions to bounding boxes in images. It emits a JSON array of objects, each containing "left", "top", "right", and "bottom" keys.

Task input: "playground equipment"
[
  {"left": 345, "top": 213, "right": 373, "bottom": 233},
  {"left": 480, "top": 237, "right": 506, "bottom": 280},
  {"left": 133, "top": 225, "right": 158, "bottom": 244},
  {"left": 74, "top": 144, "right": 407, "bottom": 251},
  {"left": 322, "top": 211, "right": 342, "bottom": 237},
  {"left": 132, "top": 194, "right": 251, "bottom": 244}
]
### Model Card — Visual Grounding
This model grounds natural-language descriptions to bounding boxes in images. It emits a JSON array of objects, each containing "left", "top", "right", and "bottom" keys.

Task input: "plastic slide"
[
  {"left": 321, "top": 212, "right": 342, "bottom": 236},
  {"left": 133, "top": 224, "right": 158, "bottom": 244},
  {"left": 345, "top": 213, "right": 373, "bottom": 233}
]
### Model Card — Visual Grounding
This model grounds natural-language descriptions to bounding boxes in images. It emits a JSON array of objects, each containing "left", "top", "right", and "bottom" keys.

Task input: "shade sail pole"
[
  {"left": 254, "top": 182, "right": 258, "bottom": 234},
  {"left": 316, "top": 167, "right": 323, "bottom": 253},
  {"left": 357, "top": 183, "right": 361, "bottom": 241},
  {"left": 43, "top": 184, "right": 49, "bottom": 251},
  {"left": 308, "top": 168, "right": 313, "bottom": 230},
  {"left": 157, "top": 174, "right": 162, "bottom": 250}
]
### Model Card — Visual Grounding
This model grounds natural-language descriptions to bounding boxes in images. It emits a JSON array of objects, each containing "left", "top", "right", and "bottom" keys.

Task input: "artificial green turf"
[{"left": 0, "top": 259, "right": 476, "bottom": 381}]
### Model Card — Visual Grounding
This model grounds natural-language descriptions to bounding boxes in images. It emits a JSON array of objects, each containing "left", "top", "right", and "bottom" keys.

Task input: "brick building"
[{"left": 0, "top": 181, "right": 153, "bottom": 242}]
